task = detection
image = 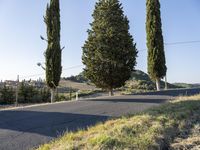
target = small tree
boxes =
[82,0,137,96]
[146,0,167,91]
[18,81,37,103]
[0,85,15,104]
[44,0,62,103]
[39,88,51,103]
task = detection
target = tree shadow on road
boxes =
[0,111,109,138]
[85,97,169,103]
[86,98,168,103]
[134,88,200,97]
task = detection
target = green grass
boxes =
[37,95,200,150]
[55,90,103,102]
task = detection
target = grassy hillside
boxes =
[37,95,200,150]
[62,70,180,94]
[59,80,96,91]
[63,72,89,83]
[124,70,180,93]
[55,80,100,101]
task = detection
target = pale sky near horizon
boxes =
[0,0,200,83]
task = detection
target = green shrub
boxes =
[55,94,67,102]
[18,82,51,103]
[39,88,51,102]
[126,80,155,91]
[0,85,15,104]
[18,82,38,103]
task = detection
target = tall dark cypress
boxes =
[82,0,137,96]
[146,0,167,91]
[44,0,62,102]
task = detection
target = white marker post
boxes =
[76,91,79,100]
[165,75,168,90]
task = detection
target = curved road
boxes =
[0,88,200,150]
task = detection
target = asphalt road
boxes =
[0,88,200,150]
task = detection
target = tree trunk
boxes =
[165,76,168,90]
[109,88,114,96]
[50,88,55,103]
[156,78,160,91]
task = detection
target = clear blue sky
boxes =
[0,0,200,83]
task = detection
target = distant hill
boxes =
[59,79,96,91]
[63,72,89,83]
[173,83,200,88]
[127,70,180,90]
[130,70,151,81]
[60,72,96,91]
[62,70,180,91]
[126,70,155,90]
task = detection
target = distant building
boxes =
[4,80,18,87]
[30,80,46,88]
[0,79,46,89]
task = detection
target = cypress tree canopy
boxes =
[44,0,62,89]
[146,0,167,80]
[82,0,137,91]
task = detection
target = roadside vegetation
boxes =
[61,70,181,96]
[37,95,200,150]
[0,83,51,105]
[0,70,193,106]
[0,85,15,104]
[0,80,103,106]
[121,70,180,95]
[0,70,196,106]
[55,89,104,102]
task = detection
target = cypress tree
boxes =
[82,0,137,96]
[44,0,62,102]
[146,0,167,91]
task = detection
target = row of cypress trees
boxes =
[43,0,166,102]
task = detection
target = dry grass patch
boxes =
[37,95,200,150]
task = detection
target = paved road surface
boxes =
[0,88,200,150]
